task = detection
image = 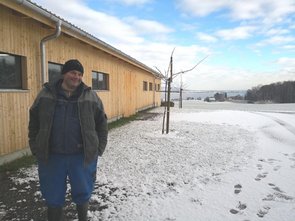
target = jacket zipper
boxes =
[78,94,87,167]
[45,86,57,163]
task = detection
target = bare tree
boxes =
[156,49,208,134]
[154,51,173,134]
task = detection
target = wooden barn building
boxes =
[0,0,162,164]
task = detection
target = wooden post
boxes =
[166,56,173,134]
[162,79,168,134]
[179,88,183,108]
[179,73,183,108]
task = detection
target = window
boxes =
[149,82,153,91]
[92,71,109,90]
[0,52,23,89]
[143,81,147,91]
[158,84,161,91]
[48,62,62,83]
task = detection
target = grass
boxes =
[0,111,143,172]
[0,154,36,173]
[108,114,138,130]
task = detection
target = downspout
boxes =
[153,77,156,107]
[40,20,62,84]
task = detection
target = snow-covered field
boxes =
[8,101,295,221]
[91,101,295,221]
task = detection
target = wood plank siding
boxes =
[0,1,161,158]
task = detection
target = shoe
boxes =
[47,206,63,221]
[77,202,89,221]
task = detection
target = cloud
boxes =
[116,42,211,75]
[281,45,295,50]
[181,64,295,90]
[258,36,295,46]
[264,28,290,36]
[108,0,152,6]
[178,22,199,32]
[197,32,218,43]
[35,0,144,44]
[177,0,295,25]
[176,0,228,17]
[180,65,249,90]
[216,26,257,40]
[261,0,295,24]
[275,57,295,67]
[124,17,174,36]
[230,1,265,20]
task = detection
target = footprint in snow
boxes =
[255,172,268,181]
[269,183,285,193]
[257,164,263,170]
[267,158,279,164]
[257,206,270,218]
[229,201,247,215]
[273,186,284,193]
[234,184,242,194]
[260,158,281,165]
[273,165,281,171]
[263,184,294,201]
[290,153,295,168]
[238,202,247,210]
[229,201,247,214]
[229,209,239,214]
[164,218,176,221]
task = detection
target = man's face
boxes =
[62,70,83,90]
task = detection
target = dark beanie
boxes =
[61,59,84,75]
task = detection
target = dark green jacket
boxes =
[28,81,108,165]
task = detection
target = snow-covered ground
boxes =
[91,101,295,221]
[8,101,295,221]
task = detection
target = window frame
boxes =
[48,62,63,84]
[149,82,153,91]
[143,81,148,91]
[0,52,27,90]
[92,71,109,91]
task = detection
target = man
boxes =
[28,59,108,221]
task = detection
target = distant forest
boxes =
[245,81,295,103]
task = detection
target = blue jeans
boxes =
[38,153,98,207]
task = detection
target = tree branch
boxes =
[173,55,209,78]
[154,66,167,79]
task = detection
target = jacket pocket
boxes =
[34,130,49,158]
[84,131,99,155]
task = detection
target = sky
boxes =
[31,0,295,90]
[8,101,295,220]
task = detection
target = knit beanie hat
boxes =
[61,59,84,75]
